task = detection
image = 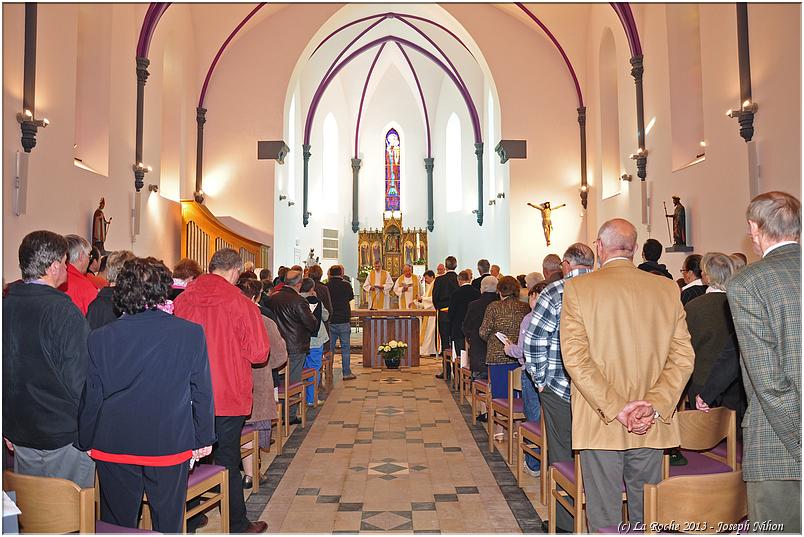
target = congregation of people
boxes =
[2,191,800,534]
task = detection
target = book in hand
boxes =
[495,332,512,346]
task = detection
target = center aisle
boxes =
[255,359,543,533]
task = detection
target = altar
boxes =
[352,309,436,368]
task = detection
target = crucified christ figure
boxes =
[527,201,565,246]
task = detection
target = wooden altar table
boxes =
[352,309,437,368]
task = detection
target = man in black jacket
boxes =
[471,258,491,290]
[2,230,94,488]
[680,254,708,305]
[462,275,500,381]
[433,256,459,380]
[637,238,673,279]
[268,269,318,423]
[308,265,333,355]
[326,265,356,380]
[449,269,480,357]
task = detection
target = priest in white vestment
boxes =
[393,264,421,309]
[363,259,393,309]
[415,270,439,356]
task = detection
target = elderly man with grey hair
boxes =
[472,258,492,290]
[523,242,594,531]
[727,191,801,532]
[59,234,98,315]
[542,254,563,285]
[560,219,694,532]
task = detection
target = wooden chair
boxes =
[441,349,453,385]
[301,367,319,408]
[663,408,738,479]
[644,470,747,534]
[459,366,472,405]
[470,377,490,426]
[240,423,261,493]
[138,464,229,533]
[277,363,306,436]
[3,470,94,533]
[274,401,284,456]
[517,409,548,505]
[320,351,334,392]
[180,465,229,533]
[548,452,629,533]
[489,367,526,463]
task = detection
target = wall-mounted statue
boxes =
[92,197,112,254]
[527,201,565,246]
[665,196,686,246]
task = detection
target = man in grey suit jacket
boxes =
[727,191,801,533]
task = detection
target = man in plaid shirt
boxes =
[523,242,594,533]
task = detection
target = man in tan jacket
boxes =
[560,219,694,532]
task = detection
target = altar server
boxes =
[416,270,440,356]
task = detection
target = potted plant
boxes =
[357,265,372,283]
[377,339,408,369]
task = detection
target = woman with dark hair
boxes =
[170,258,203,300]
[78,257,216,533]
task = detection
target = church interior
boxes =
[2,2,801,534]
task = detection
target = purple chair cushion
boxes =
[520,420,542,437]
[241,423,257,435]
[278,381,304,393]
[302,368,315,376]
[491,397,524,414]
[96,521,160,533]
[710,439,743,464]
[552,461,626,492]
[669,450,733,476]
[187,464,226,488]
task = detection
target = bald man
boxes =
[560,218,694,532]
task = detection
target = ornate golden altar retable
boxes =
[357,214,428,279]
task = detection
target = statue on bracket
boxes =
[304,248,319,268]
[92,197,112,254]
[527,201,565,246]
[664,196,693,252]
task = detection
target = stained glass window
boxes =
[384,128,401,211]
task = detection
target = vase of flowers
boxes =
[377,339,408,369]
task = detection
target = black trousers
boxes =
[214,415,250,532]
[96,459,189,534]
[437,311,451,354]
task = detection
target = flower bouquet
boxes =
[377,339,408,369]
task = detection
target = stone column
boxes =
[424,157,435,231]
[302,144,311,227]
[630,55,647,181]
[577,107,588,210]
[351,158,361,232]
[134,57,151,191]
[474,143,484,226]
[194,107,206,203]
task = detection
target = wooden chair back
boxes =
[676,407,736,451]
[664,408,737,478]
[3,470,94,534]
[644,470,747,534]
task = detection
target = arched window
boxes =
[384,128,401,211]
[487,90,495,198]
[446,113,462,213]
[599,29,621,199]
[322,113,338,212]
[288,95,296,200]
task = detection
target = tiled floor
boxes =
[231,355,547,534]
